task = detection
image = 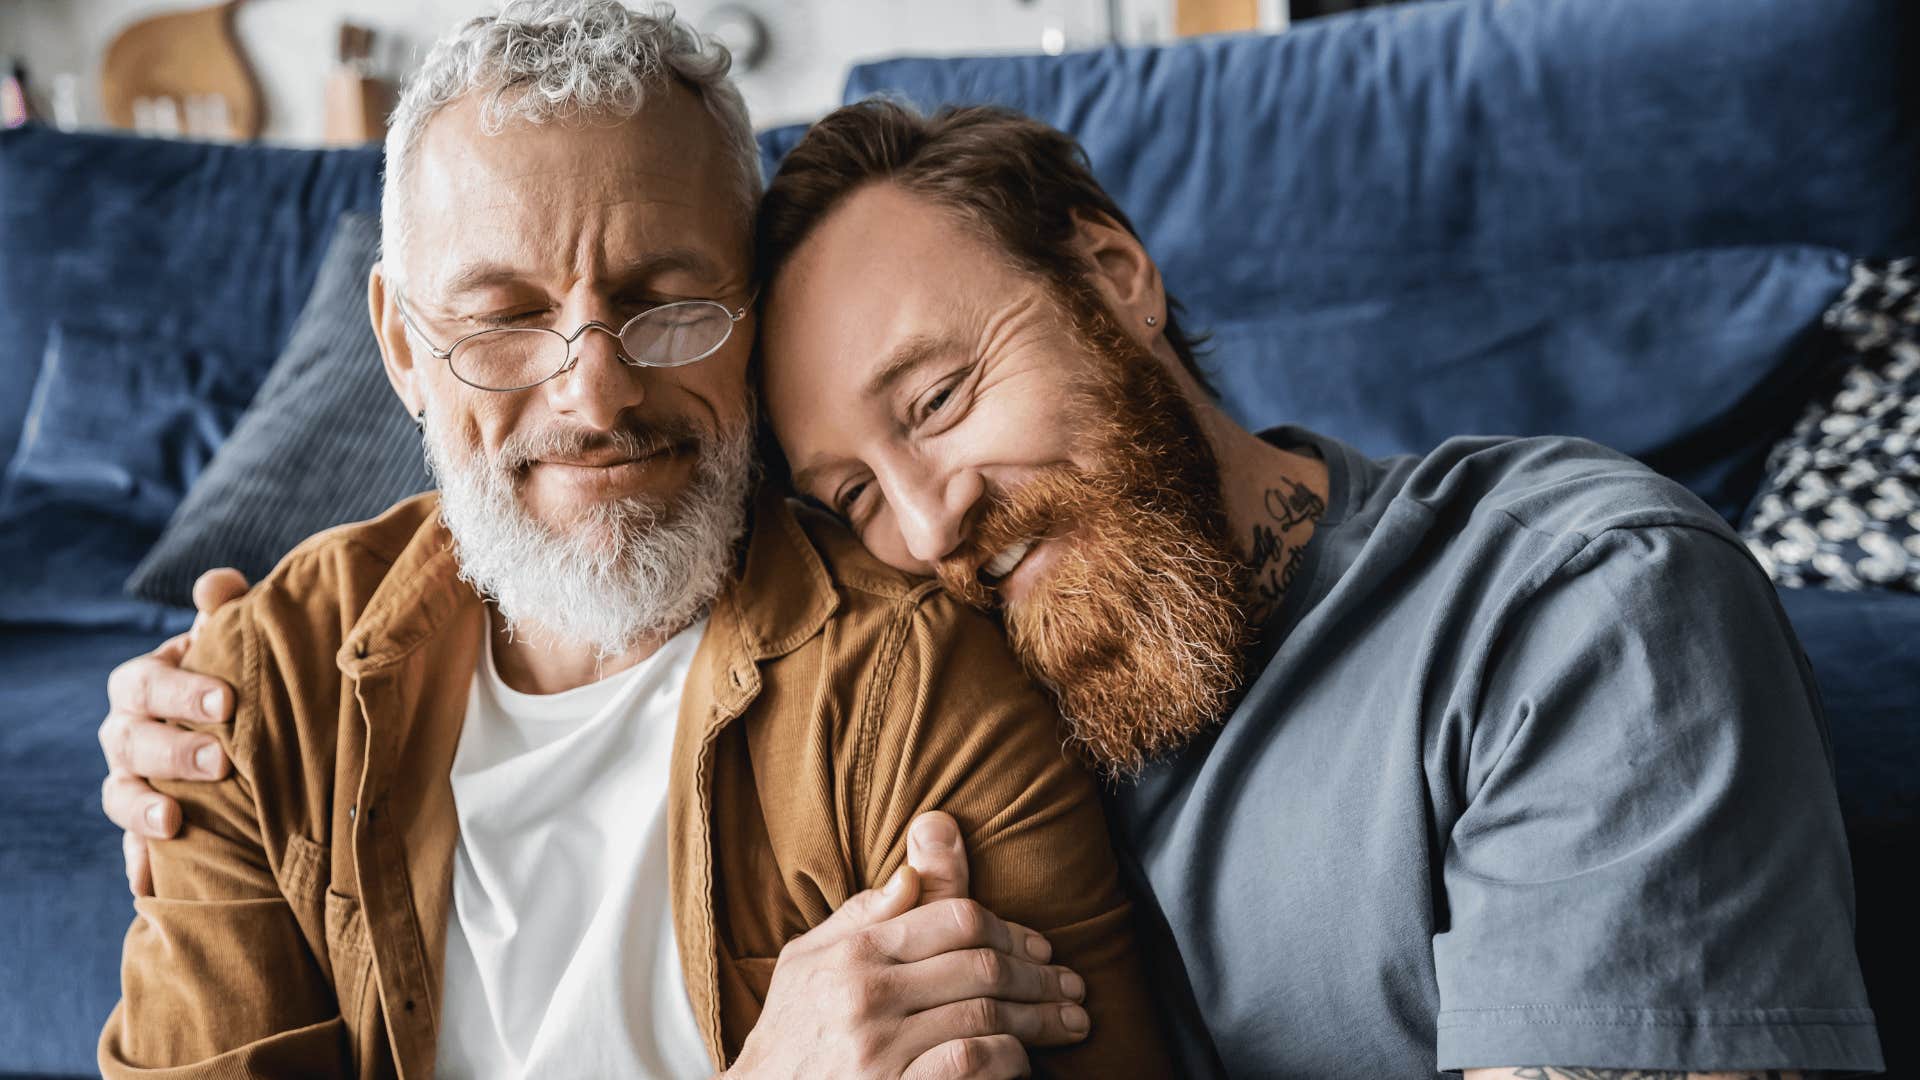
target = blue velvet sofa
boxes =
[2,0,1914,1073]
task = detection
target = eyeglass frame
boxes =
[393,287,757,393]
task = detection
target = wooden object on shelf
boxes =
[1177,0,1262,36]
[323,70,391,145]
[101,0,262,140]
[322,21,390,145]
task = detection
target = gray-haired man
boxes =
[91,3,1173,1077]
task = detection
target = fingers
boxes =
[107,651,234,728]
[101,770,182,838]
[810,865,922,943]
[902,1035,1030,1080]
[99,709,230,781]
[906,996,1091,1054]
[865,897,1051,966]
[191,568,249,622]
[888,948,1085,1014]
[123,830,154,898]
[907,812,971,905]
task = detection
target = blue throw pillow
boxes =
[0,322,247,630]
[125,213,432,607]
[0,126,385,484]
[3,323,255,526]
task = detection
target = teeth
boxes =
[982,540,1033,580]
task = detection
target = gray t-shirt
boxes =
[1113,428,1882,1077]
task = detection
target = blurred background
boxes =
[0,0,1408,138]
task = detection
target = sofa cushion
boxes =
[1198,246,1852,520]
[1775,585,1920,824]
[126,213,431,607]
[0,321,250,631]
[3,323,255,526]
[0,625,180,1074]
[0,127,384,490]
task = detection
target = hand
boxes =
[99,568,249,896]
[726,813,1086,1080]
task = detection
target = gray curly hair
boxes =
[380,0,760,281]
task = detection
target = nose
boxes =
[541,319,645,430]
[880,455,984,566]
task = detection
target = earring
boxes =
[1145,314,1159,327]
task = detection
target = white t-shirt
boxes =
[433,617,713,1080]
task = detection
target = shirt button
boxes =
[404,999,416,1013]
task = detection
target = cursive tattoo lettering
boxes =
[1246,477,1325,623]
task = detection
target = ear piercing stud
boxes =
[1145,314,1159,327]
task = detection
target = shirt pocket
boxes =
[734,956,778,1005]
[325,886,378,1033]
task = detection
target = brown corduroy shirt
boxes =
[99,488,1172,1078]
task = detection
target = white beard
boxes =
[423,411,753,659]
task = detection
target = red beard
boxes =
[936,285,1249,778]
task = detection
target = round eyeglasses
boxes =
[395,291,754,392]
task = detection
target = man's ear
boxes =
[368,261,424,417]
[1071,210,1166,328]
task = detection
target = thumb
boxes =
[191,568,250,631]
[906,811,970,905]
[821,864,921,938]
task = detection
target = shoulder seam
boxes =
[848,593,920,884]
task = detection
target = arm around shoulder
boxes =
[99,593,350,1076]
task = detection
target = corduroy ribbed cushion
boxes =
[126,213,430,607]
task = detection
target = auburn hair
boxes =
[754,99,1212,389]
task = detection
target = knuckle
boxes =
[850,1030,888,1070]
[100,712,135,768]
[962,996,1000,1035]
[944,899,987,940]
[970,947,1005,988]
[848,925,888,965]
[165,736,199,776]
[944,1038,982,1076]
[112,661,151,714]
[841,973,880,1018]
[115,718,140,768]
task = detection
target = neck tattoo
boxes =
[1245,476,1326,625]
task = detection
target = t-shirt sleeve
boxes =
[1432,523,1882,1073]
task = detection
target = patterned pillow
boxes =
[1741,259,1920,593]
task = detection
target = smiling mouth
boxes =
[534,439,693,472]
[979,539,1036,587]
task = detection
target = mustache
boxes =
[935,466,1110,608]
[494,415,711,472]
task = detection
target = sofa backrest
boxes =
[0,129,386,487]
[842,0,1920,518]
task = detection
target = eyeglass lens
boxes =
[449,301,736,390]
